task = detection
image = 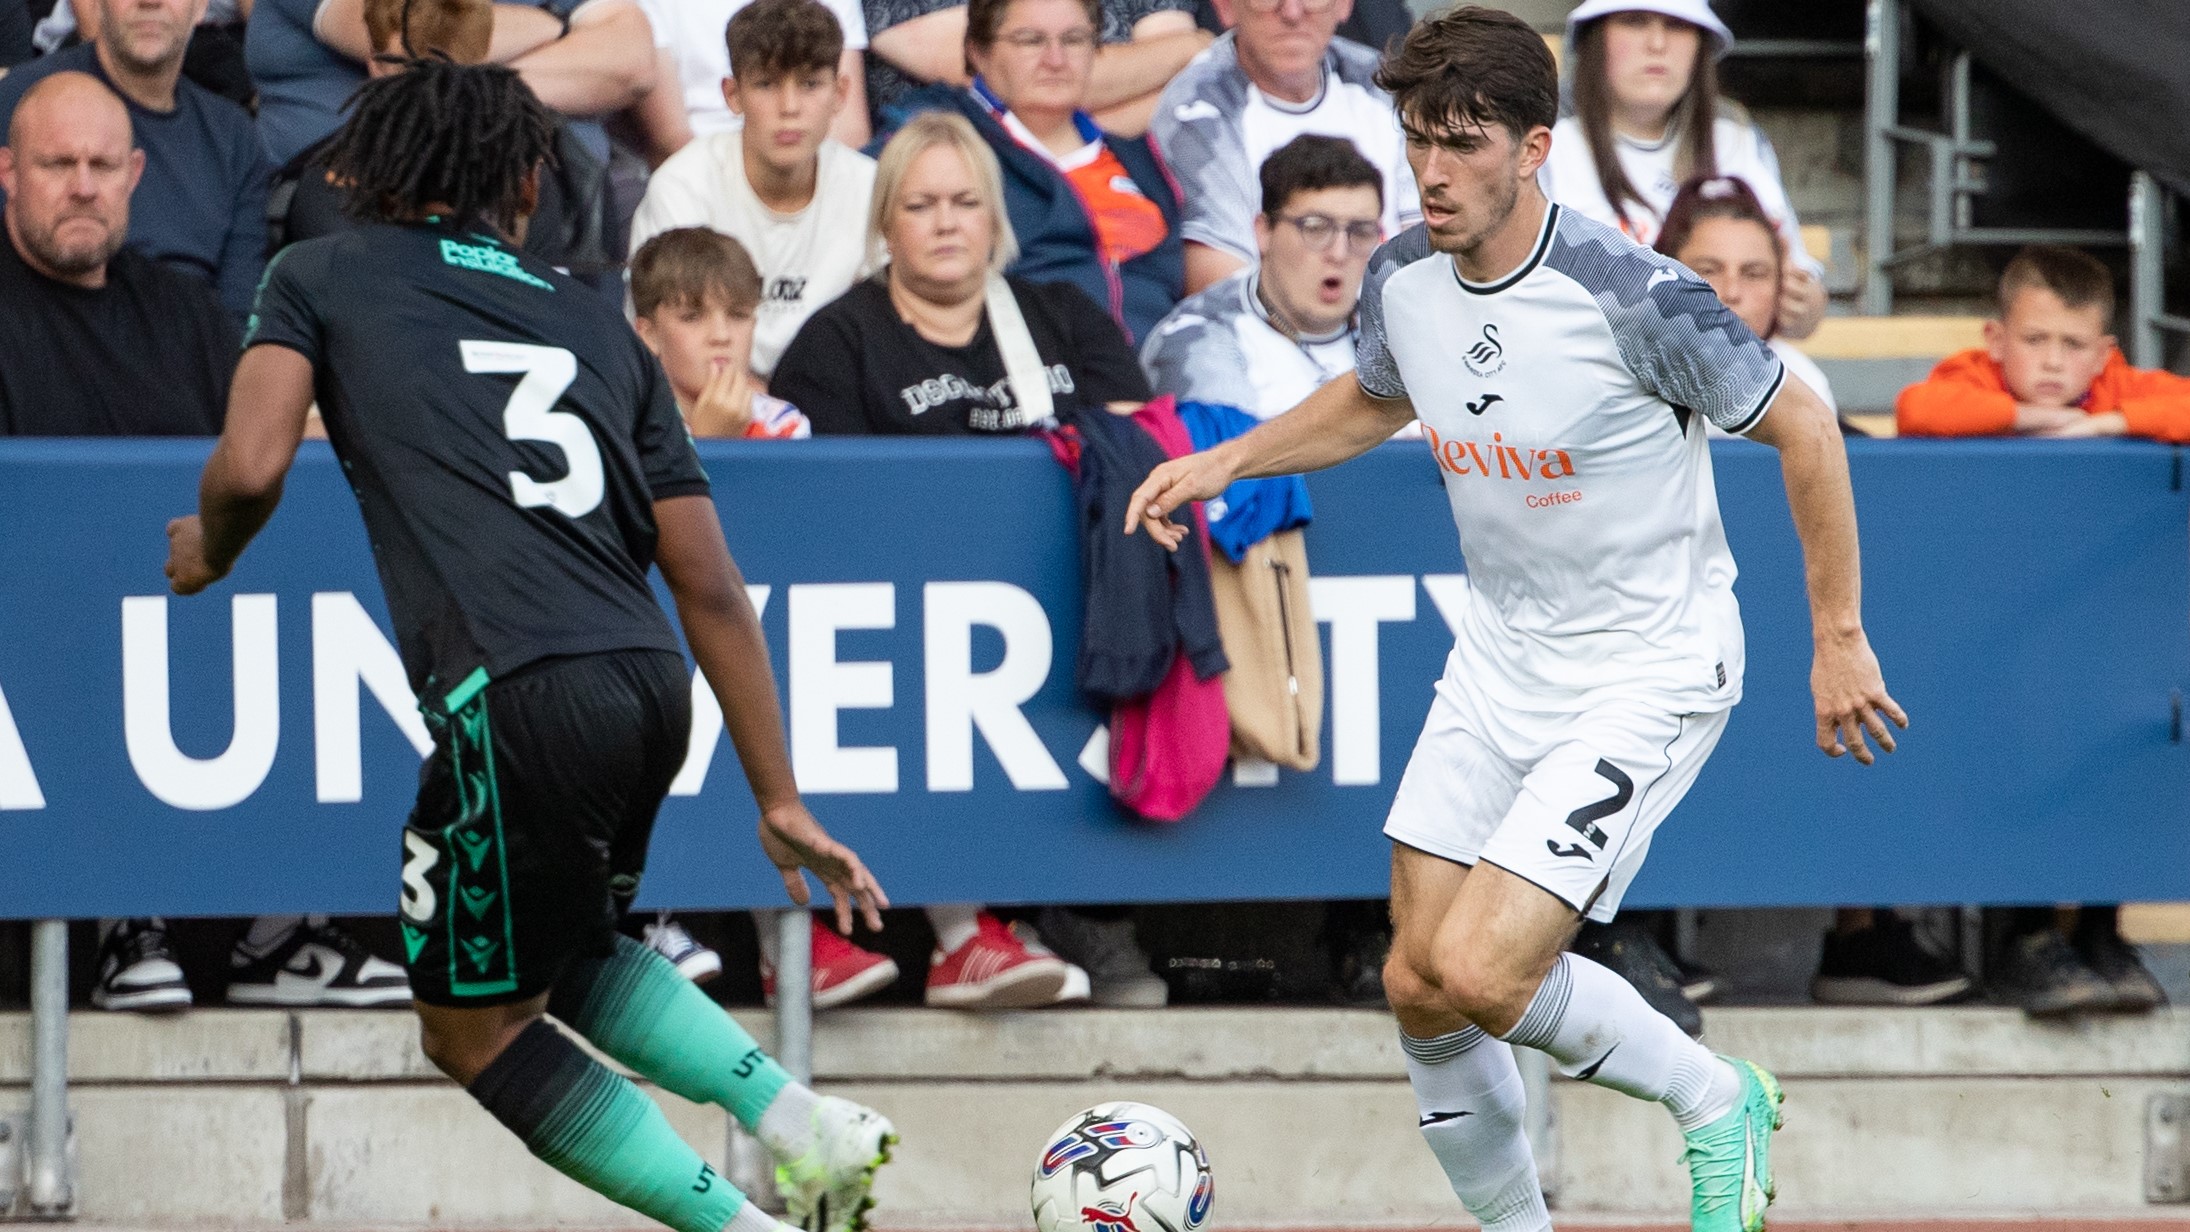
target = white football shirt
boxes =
[1355,204,1786,713]
[630,136,881,377]
[1139,270,1354,418]
[1152,33,1420,265]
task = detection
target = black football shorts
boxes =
[398,649,691,1006]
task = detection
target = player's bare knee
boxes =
[1432,951,1533,1036]
[1382,949,1440,1015]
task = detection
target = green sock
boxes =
[550,933,793,1130]
[469,1019,746,1232]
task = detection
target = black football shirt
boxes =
[244,218,711,702]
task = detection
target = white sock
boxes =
[239,915,305,958]
[725,1194,787,1232]
[755,1081,822,1160]
[924,905,980,954]
[1401,1027,1549,1232]
[1500,952,1740,1132]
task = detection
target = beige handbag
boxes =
[1208,528,1323,770]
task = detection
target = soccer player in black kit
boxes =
[165,59,896,1232]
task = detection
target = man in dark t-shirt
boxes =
[0,72,234,434]
[163,59,896,1232]
[0,0,271,321]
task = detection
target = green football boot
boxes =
[1679,1056,1784,1232]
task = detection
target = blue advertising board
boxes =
[0,437,2183,918]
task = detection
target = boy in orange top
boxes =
[1896,245,2190,441]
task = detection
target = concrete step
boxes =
[1,1006,2182,1226]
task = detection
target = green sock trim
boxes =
[472,1020,747,1232]
[551,934,793,1130]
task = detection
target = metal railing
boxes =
[1864,0,2186,367]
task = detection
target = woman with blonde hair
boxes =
[771,112,1161,1009]
[775,110,1149,435]
[1540,0,1827,338]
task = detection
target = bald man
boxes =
[0,77,232,455]
[0,0,270,321]
[0,73,238,1011]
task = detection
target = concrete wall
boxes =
[3,1005,2185,1227]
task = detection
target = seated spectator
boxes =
[1654,175,1973,1012]
[1152,0,1417,295]
[880,0,1181,344]
[247,0,660,167]
[0,0,269,321]
[1141,132,1375,416]
[1,0,27,66]
[774,110,1149,434]
[630,0,878,379]
[1540,0,1825,339]
[775,113,1167,1007]
[1896,245,2190,442]
[637,0,869,145]
[631,228,813,437]
[268,0,621,285]
[864,0,1207,138]
[0,73,412,1012]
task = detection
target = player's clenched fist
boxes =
[1124,448,1237,549]
[164,515,224,595]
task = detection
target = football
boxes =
[1029,1102,1214,1232]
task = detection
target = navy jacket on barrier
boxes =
[879,85,1185,346]
[1050,404,1228,702]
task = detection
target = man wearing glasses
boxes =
[1141,134,1384,421]
[1152,0,1418,295]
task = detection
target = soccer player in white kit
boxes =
[1126,9,1906,1232]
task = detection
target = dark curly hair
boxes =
[324,56,557,236]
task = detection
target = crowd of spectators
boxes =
[0,0,2179,1021]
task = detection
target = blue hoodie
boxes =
[878,84,1185,345]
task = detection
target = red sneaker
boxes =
[763,919,901,1009]
[925,913,1071,1009]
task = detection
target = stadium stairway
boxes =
[3,1004,2186,1227]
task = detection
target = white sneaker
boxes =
[775,1095,897,1232]
[91,918,193,1013]
[226,917,410,1007]
[643,912,724,984]
[1011,922,1091,1004]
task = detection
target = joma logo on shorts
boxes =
[1422,425,1575,481]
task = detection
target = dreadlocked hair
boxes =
[324,56,556,234]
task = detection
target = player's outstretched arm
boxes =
[1126,374,1415,548]
[1745,378,1910,764]
[653,494,889,933]
[165,345,316,596]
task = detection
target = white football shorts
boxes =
[1383,648,1730,923]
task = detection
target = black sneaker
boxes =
[1811,917,1972,1006]
[2076,930,2167,1012]
[1574,919,1701,1038]
[227,917,411,1007]
[92,918,193,1013]
[1658,945,1719,1004]
[1990,928,2114,1017]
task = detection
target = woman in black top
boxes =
[772,109,1150,435]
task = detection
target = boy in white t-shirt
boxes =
[631,0,881,380]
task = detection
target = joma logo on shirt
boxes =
[1422,425,1575,480]
[765,277,807,305]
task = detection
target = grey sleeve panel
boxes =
[1352,225,1434,401]
[1544,215,1786,433]
[1141,301,1258,409]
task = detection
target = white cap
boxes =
[1564,0,1734,60]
